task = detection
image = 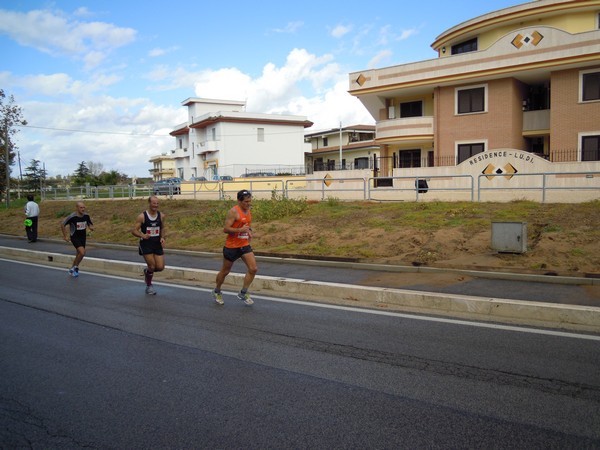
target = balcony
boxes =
[376,116,434,143]
[523,109,550,133]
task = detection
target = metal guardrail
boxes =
[477,171,600,203]
[36,171,599,203]
[367,175,475,202]
[286,177,366,200]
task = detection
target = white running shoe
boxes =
[213,290,224,305]
[145,285,157,295]
[237,291,254,306]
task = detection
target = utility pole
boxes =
[339,121,342,170]
[4,117,9,207]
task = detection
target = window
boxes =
[313,158,324,172]
[456,86,486,114]
[178,138,183,149]
[398,150,421,168]
[323,137,328,147]
[451,37,478,55]
[400,101,423,118]
[581,135,600,161]
[457,143,484,164]
[354,157,369,169]
[211,128,216,141]
[257,128,265,142]
[581,70,600,102]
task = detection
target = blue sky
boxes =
[1,0,523,178]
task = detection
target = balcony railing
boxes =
[376,116,434,141]
[523,109,550,132]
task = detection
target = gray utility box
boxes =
[491,222,527,253]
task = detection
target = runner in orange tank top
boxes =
[212,190,257,306]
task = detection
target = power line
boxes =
[17,124,170,137]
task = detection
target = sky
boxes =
[1,0,524,178]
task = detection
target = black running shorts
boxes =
[139,239,164,256]
[71,235,86,249]
[223,245,253,262]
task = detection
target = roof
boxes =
[304,124,376,138]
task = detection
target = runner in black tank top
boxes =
[132,196,167,295]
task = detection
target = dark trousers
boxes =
[26,216,38,242]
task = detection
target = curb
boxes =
[2,245,599,333]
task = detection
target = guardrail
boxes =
[286,177,367,200]
[36,171,599,203]
[367,175,475,202]
[477,172,600,203]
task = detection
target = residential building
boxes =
[149,153,176,182]
[304,125,378,173]
[348,0,600,178]
[166,98,313,180]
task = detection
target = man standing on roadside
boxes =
[213,189,257,306]
[132,195,166,295]
[61,201,94,277]
[24,194,40,243]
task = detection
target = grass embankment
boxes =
[1,195,598,274]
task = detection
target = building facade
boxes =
[348,0,600,177]
[304,125,379,173]
[148,153,176,182]
[166,98,313,180]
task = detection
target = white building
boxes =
[167,98,313,180]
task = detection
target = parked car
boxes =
[212,175,233,181]
[153,178,180,195]
[189,176,207,182]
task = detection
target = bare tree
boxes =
[1,89,27,205]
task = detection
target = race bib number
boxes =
[147,226,160,237]
[239,231,249,240]
[76,221,87,230]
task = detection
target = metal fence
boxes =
[36,171,600,203]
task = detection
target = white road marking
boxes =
[3,257,599,341]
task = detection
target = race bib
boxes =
[147,226,160,237]
[76,221,87,230]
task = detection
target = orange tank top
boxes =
[225,205,252,248]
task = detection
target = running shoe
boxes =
[237,291,254,306]
[68,267,79,278]
[145,285,157,295]
[213,290,224,305]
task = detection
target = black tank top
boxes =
[141,211,162,242]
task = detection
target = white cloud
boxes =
[331,24,352,38]
[272,21,304,33]
[148,46,179,58]
[16,94,185,178]
[1,71,121,97]
[192,48,341,117]
[0,9,136,68]
[397,28,418,41]
[10,43,373,178]
[368,50,392,69]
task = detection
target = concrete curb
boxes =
[2,245,599,333]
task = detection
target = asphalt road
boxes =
[1,260,599,448]
[1,234,598,306]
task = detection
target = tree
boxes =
[87,161,104,177]
[0,89,27,204]
[23,159,47,193]
[98,169,127,186]
[72,161,92,186]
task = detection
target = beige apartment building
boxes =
[149,153,176,182]
[304,125,378,173]
[348,0,600,177]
